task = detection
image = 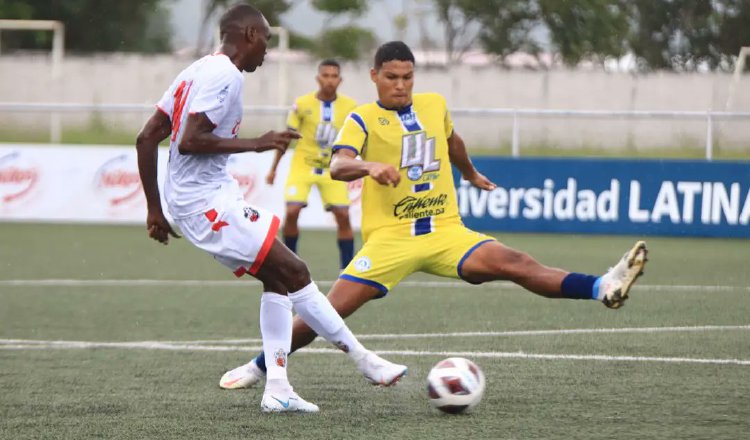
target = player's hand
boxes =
[368,163,401,187]
[256,130,301,153]
[265,170,276,185]
[146,210,181,245]
[465,171,496,191]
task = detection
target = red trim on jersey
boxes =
[205,209,218,222]
[248,215,280,275]
[233,266,247,278]
[211,220,229,232]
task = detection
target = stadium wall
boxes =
[2,144,748,238]
[1,55,748,150]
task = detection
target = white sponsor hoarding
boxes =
[0,144,362,229]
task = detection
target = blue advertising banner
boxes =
[457,158,750,238]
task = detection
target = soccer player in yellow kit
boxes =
[220,41,648,389]
[266,59,357,269]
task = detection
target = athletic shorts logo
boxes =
[274,349,287,368]
[243,206,260,222]
[353,256,372,272]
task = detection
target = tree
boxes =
[470,0,543,65]
[317,25,376,61]
[627,0,718,71]
[433,0,483,63]
[311,0,368,16]
[539,0,630,67]
[0,0,171,53]
[310,0,375,61]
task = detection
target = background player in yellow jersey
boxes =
[266,59,357,269]
[219,41,648,389]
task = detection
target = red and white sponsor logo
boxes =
[0,151,40,204]
[93,154,143,207]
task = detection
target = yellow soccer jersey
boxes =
[287,92,357,171]
[332,93,460,241]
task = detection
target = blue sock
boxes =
[254,352,267,373]
[283,235,298,254]
[561,273,600,300]
[338,238,354,269]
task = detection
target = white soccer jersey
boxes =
[156,53,245,219]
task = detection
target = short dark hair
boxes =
[319,59,341,70]
[374,41,415,70]
[219,3,263,35]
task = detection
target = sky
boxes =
[168,0,449,52]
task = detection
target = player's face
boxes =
[243,17,271,72]
[371,60,414,109]
[316,66,342,95]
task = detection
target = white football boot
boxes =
[356,351,408,386]
[599,241,648,309]
[261,390,320,413]
[219,360,265,390]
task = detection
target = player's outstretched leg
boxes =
[460,239,648,308]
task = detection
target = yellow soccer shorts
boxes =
[340,223,496,297]
[284,166,350,210]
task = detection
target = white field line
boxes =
[2,325,748,348]
[179,324,750,343]
[0,341,748,366]
[0,279,748,292]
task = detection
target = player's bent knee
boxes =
[282,257,312,291]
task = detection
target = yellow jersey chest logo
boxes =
[400,132,440,181]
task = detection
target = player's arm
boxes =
[135,109,181,244]
[178,113,300,155]
[330,149,400,187]
[447,130,496,191]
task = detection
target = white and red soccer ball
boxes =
[427,357,486,414]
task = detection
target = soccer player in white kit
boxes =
[135,3,407,413]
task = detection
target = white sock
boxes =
[288,282,367,361]
[259,292,293,394]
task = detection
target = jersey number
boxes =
[400,132,440,180]
[170,80,193,141]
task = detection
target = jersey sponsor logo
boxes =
[393,193,448,220]
[378,117,390,126]
[0,151,39,204]
[217,85,229,103]
[400,132,440,181]
[353,256,372,272]
[93,154,143,207]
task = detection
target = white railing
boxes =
[1,102,749,160]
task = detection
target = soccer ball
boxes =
[426,357,486,414]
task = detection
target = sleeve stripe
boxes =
[350,112,368,136]
[332,145,359,155]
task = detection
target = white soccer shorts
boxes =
[175,193,280,277]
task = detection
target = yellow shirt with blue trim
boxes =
[287,92,357,171]
[332,92,460,242]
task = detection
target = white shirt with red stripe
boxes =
[156,53,244,220]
